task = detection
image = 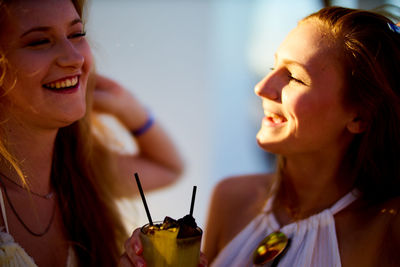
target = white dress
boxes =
[211,190,359,267]
[0,188,77,267]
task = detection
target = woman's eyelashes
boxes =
[26,38,50,47]
[269,67,307,86]
[68,31,86,40]
[287,73,306,85]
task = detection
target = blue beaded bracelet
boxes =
[132,113,155,136]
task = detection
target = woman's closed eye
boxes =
[288,73,306,85]
[24,31,86,48]
[68,31,86,40]
[26,38,50,47]
[269,67,309,86]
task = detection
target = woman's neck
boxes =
[0,118,57,194]
[276,151,355,221]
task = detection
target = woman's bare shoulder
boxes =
[382,196,400,236]
[337,195,400,266]
[209,173,275,220]
[213,173,275,197]
[378,196,400,265]
[354,196,400,265]
[204,173,275,260]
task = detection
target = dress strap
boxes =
[261,194,275,213]
[261,180,279,213]
[329,189,360,215]
[0,187,9,233]
[262,189,359,216]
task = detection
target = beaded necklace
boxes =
[0,174,56,237]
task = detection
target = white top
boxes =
[0,188,77,267]
[211,190,359,267]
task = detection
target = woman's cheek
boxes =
[281,90,289,103]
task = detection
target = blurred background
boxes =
[86,0,399,233]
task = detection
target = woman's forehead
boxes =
[276,21,339,71]
[3,0,79,29]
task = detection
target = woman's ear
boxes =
[347,117,366,134]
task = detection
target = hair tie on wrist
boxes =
[132,112,155,136]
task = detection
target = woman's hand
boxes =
[119,229,146,267]
[91,73,184,196]
[199,252,209,267]
[119,228,208,267]
[93,73,148,130]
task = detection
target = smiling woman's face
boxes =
[0,0,92,130]
[254,20,360,157]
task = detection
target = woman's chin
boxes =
[54,108,87,128]
[256,131,286,154]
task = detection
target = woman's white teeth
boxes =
[46,76,78,89]
[266,112,285,123]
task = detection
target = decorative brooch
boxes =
[388,22,400,34]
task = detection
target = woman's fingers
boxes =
[122,228,207,267]
[124,228,146,267]
[92,73,148,129]
[198,252,208,267]
[92,74,124,112]
[119,253,133,267]
[94,73,120,92]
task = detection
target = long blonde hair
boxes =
[0,0,127,265]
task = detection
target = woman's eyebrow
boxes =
[70,18,83,26]
[275,53,306,69]
[20,26,50,38]
[20,18,83,38]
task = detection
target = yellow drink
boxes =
[140,219,202,267]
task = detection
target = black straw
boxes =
[189,186,197,217]
[134,173,153,226]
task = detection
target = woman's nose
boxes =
[56,39,84,69]
[254,72,281,101]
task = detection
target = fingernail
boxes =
[134,243,141,254]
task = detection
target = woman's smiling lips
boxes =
[262,110,287,126]
[43,75,80,93]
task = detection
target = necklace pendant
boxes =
[45,192,54,199]
[252,231,289,265]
